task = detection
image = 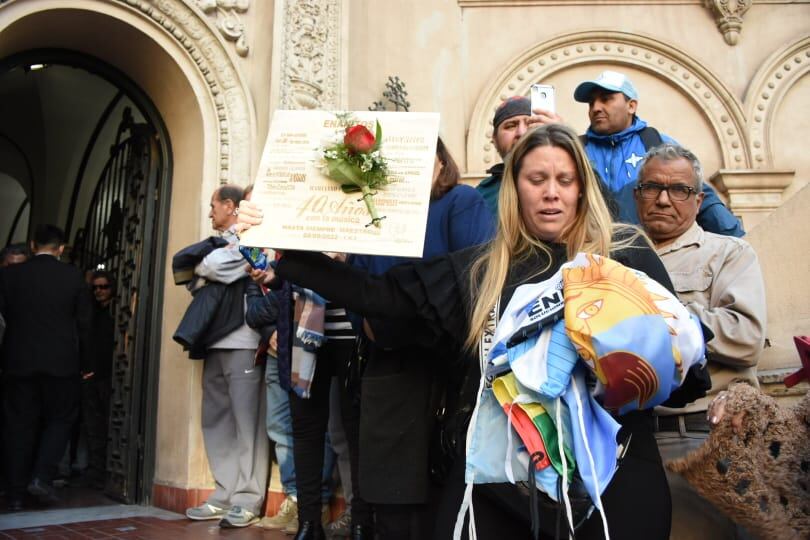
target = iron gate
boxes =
[75,107,163,503]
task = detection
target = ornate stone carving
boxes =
[195,0,250,57]
[103,0,254,185]
[703,0,752,46]
[277,0,343,110]
[467,31,750,175]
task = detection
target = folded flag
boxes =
[460,252,706,535]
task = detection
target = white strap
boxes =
[571,380,611,540]
[453,300,500,540]
[556,397,575,537]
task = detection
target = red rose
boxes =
[344,124,375,154]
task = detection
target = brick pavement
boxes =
[0,517,289,540]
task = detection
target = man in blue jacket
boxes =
[574,70,744,237]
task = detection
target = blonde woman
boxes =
[240,124,679,539]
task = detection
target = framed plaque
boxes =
[240,110,440,257]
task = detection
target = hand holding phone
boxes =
[530,84,556,114]
[239,245,268,270]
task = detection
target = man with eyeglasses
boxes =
[81,270,116,489]
[635,144,766,540]
[573,70,744,237]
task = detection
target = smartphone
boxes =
[238,245,268,270]
[530,84,556,114]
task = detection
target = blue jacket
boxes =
[584,117,744,237]
[584,117,676,193]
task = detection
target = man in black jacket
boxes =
[0,225,93,510]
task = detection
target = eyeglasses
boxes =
[92,284,111,290]
[635,182,697,202]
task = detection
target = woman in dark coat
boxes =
[347,137,493,539]
[241,124,679,539]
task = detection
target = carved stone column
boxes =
[271,0,348,110]
[704,0,753,46]
[711,169,795,229]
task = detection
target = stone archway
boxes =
[0,0,254,189]
[467,30,750,174]
[0,0,258,506]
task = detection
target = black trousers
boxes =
[359,346,439,539]
[2,375,80,497]
[434,425,671,540]
[288,339,372,526]
[81,375,112,481]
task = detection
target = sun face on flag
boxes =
[562,254,681,413]
[562,254,670,362]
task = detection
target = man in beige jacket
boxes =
[635,143,766,540]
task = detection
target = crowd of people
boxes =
[0,228,117,511]
[0,70,772,540]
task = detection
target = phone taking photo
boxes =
[531,84,556,114]
[239,245,268,270]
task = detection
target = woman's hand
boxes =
[236,199,263,234]
[707,391,746,432]
[527,108,564,128]
[268,331,278,356]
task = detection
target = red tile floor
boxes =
[0,516,289,540]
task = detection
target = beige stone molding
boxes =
[467,30,750,174]
[703,0,752,46]
[710,169,794,228]
[272,0,346,110]
[195,0,250,57]
[744,36,810,169]
[103,0,254,185]
[458,0,803,5]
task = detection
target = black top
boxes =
[89,303,115,378]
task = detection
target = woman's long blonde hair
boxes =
[464,123,642,350]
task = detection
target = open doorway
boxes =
[0,49,172,510]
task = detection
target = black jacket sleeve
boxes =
[245,280,280,343]
[276,251,422,319]
[276,249,473,350]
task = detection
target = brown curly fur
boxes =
[667,383,810,540]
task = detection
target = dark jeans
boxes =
[2,375,80,497]
[288,339,372,526]
[81,375,111,481]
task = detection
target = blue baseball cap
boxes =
[574,70,639,103]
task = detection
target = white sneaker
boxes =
[185,502,228,521]
[219,505,259,528]
[257,495,297,530]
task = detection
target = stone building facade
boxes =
[0,0,807,513]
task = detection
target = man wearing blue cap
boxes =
[574,70,744,237]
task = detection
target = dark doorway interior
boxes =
[0,49,172,509]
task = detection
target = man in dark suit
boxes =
[0,225,93,510]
